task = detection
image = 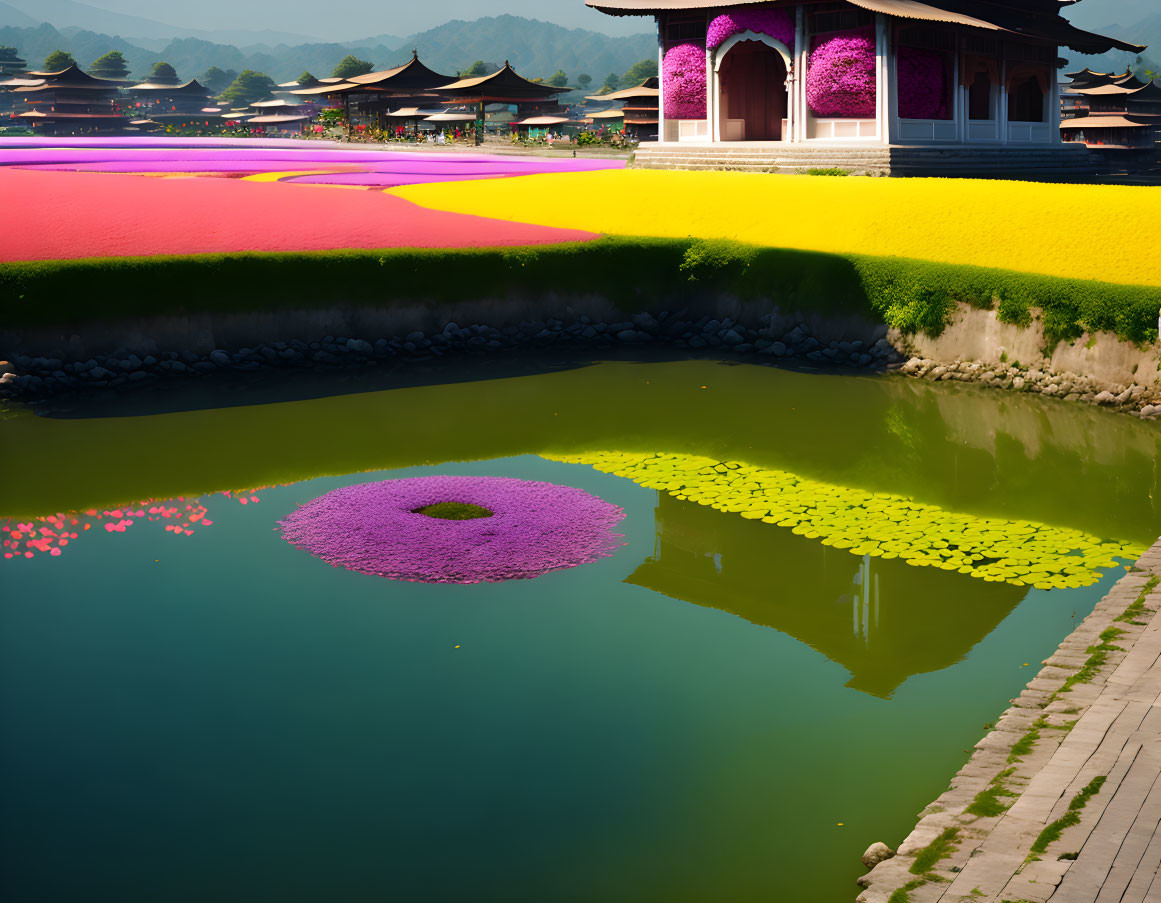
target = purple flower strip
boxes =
[279,476,626,584]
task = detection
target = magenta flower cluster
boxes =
[279,475,626,584]
[805,30,877,118]
[663,42,707,120]
[707,6,794,52]
[897,45,949,120]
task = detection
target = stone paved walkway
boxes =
[858,539,1161,903]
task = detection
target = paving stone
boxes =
[871,538,1161,902]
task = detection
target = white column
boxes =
[795,5,808,142]
[706,20,716,143]
[877,14,897,145]
[656,15,666,142]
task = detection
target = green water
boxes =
[1,360,1159,902]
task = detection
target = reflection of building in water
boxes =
[852,552,879,645]
[627,493,1025,698]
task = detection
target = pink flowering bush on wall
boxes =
[706,6,794,51]
[806,29,877,118]
[897,45,949,119]
[663,42,707,119]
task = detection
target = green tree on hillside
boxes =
[296,70,316,84]
[90,50,130,80]
[218,69,275,105]
[620,59,658,87]
[332,55,372,78]
[148,61,180,84]
[576,73,592,89]
[600,71,620,92]
[43,50,77,71]
[459,60,489,78]
[0,46,19,60]
[546,69,569,87]
[201,66,236,94]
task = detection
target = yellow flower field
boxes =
[393,170,1161,288]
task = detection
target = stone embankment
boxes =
[898,357,1161,420]
[0,310,899,400]
[858,539,1161,903]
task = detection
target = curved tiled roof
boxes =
[584,0,1144,54]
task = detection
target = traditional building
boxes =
[435,63,567,145]
[0,47,27,78]
[584,0,1143,172]
[126,78,215,127]
[1059,68,1161,152]
[586,76,660,139]
[11,64,127,134]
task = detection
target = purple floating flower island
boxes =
[279,476,626,584]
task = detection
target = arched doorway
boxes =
[717,39,788,141]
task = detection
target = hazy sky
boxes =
[81,0,652,40]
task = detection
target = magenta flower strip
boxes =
[663,42,708,120]
[897,44,949,120]
[805,29,877,118]
[278,476,626,584]
[706,7,794,51]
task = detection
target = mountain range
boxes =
[0,12,655,85]
[0,0,331,48]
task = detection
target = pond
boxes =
[2,359,1159,902]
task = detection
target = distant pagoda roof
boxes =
[128,78,211,96]
[1059,114,1153,129]
[247,113,312,124]
[1071,80,1161,101]
[434,62,565,104]
[287,81,359,96]
[342,52,454,93]
[584,0,1144,54]
[585,77,659,102]
[18,64,122,91]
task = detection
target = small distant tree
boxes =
[460,60,489,78]
[0,46,19,61]
[576,73,592,89]
[43,50,77,71]
[332,55,372,78]
[620,59,658,87]
[148,61,179,84]
[218,69,275,105]
[296,70,316,84]
[600,71,620,92]
[201,66,235,94]
[546,69,568,87]
[90,50,130,80]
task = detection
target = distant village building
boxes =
[0,48,27,79]
[287,54,456,135]
[126,78,216,128]
[586,76,660,139]
[434,63,567,144]
[1058,68,1161,151]
[584,0,1143,171]
[10,64,127,134]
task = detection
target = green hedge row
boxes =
[1,237,1157,347]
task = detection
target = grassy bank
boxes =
[2,237,1158,346]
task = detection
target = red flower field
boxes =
[0,167,597,261]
